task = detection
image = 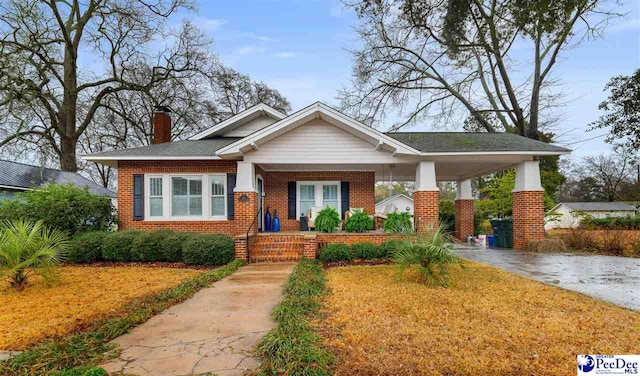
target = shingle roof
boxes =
[0,160,116,197]
[561,202,637,212]
[86,138,241,158]
[385,132,570,153]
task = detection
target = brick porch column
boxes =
[414,161,439,233]
[512,161,545,249]
[234,161,258,237]
[454,179,474,241]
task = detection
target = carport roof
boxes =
[386,132,570,154]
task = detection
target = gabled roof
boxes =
[386,132,570,155]
[375,193,413,206]
[189,103,287,140]
[215,102,421,157]
[558,202,637,212]
[84,138,241,166]
[0,159,116,197]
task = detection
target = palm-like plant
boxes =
[394,223,461,287]
[0,220,69,290]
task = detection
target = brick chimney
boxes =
[153,106,172,144]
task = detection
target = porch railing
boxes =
[245,206,262,263]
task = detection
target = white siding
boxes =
[244,118,400,164]
[376,195,414,214]
[545,204,637,229]
[223,115,277,137]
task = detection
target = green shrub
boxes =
[379,239,406,258]
[581,215,640,230]
[182,234,234,265]
[350,242,380,259]
[383,212,413,233]
[67,231,108,263]
[158,231,191,262]
[131,230,171,262]
[101,231,140,261]
[394,223,461,287]
[314,206,341,233]
[344,210,373,233]
[0,183,116,236]
[53,366,107,376]
[318,243,353,262]
[439,200,455,232]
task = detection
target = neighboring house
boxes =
[376,194,413,215]
[545,202,638,230]
[84,102,569,258]
[0,159,116,202]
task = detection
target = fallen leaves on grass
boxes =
[0,266,201,350]
[317,263,640,376]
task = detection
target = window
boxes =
[299,184,316,217]
[149,177,163,217]
[210,175,226,217]
[172,177,202,216]
[297,181,340,218]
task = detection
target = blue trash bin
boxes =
[487,235,495,247]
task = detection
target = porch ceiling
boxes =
[257,154,532,182]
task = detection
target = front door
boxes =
[256,176,264,231]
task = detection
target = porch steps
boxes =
[250,234,305,263]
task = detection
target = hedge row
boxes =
[581,216,640,230]
[67,230,235,266]
[318,239,406,262]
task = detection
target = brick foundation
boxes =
[413,190,439,233]
[303,234,317,259]
[263,171,375,231]
[454,199,474,241]
[512,190,545,249]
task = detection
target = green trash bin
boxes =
[490,219,513,248]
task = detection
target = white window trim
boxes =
[144,173,228,221]
[296,181,341,219]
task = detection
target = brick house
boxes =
[85,102,570,261]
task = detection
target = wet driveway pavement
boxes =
[453,246,640,310]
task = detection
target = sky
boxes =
[181,0,639,158]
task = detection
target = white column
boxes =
[455,179,473,200]
[512,161,543,192]
[234,161,256,192]
[415,161,438,191]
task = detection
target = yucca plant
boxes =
[0,220,69,290]
[394,223,460,287]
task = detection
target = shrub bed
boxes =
[581,216,640,230]
[256,259,333,375]
[318,243,353,262]
[67,230,235,265]
[350,242,381,259]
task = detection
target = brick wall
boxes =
[512,190,545,249]
[117,160,237,236]
[262,171,375,231]
[413,190,439,233]
[249,234,305,262]
[315,232,399,248]
[454,199,474,240]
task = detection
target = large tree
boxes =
[0,0,208,172]
[590,69,640,150]
[340,0,618,139]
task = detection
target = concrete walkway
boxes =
[454,245,640,310]
[101,263,294,376]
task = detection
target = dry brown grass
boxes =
[0,266,201,350]
[318,264,640,376]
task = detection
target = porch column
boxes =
[512,161,545,249]
[414,161,439,233]
[234,161,258,238]
[454,179,474,241]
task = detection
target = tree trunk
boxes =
[60,135,78,172]
[59,41,79,172]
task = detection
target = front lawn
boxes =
[0,265,202,350]
[318,263,640,376]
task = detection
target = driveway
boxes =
[454,246,640,310]
[101,263,294,376]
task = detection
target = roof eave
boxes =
[189,104,287,140]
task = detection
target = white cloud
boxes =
[235,46,266,55]
[192,17,227,32]
[242,32,277,42]
[274,52,301,59]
